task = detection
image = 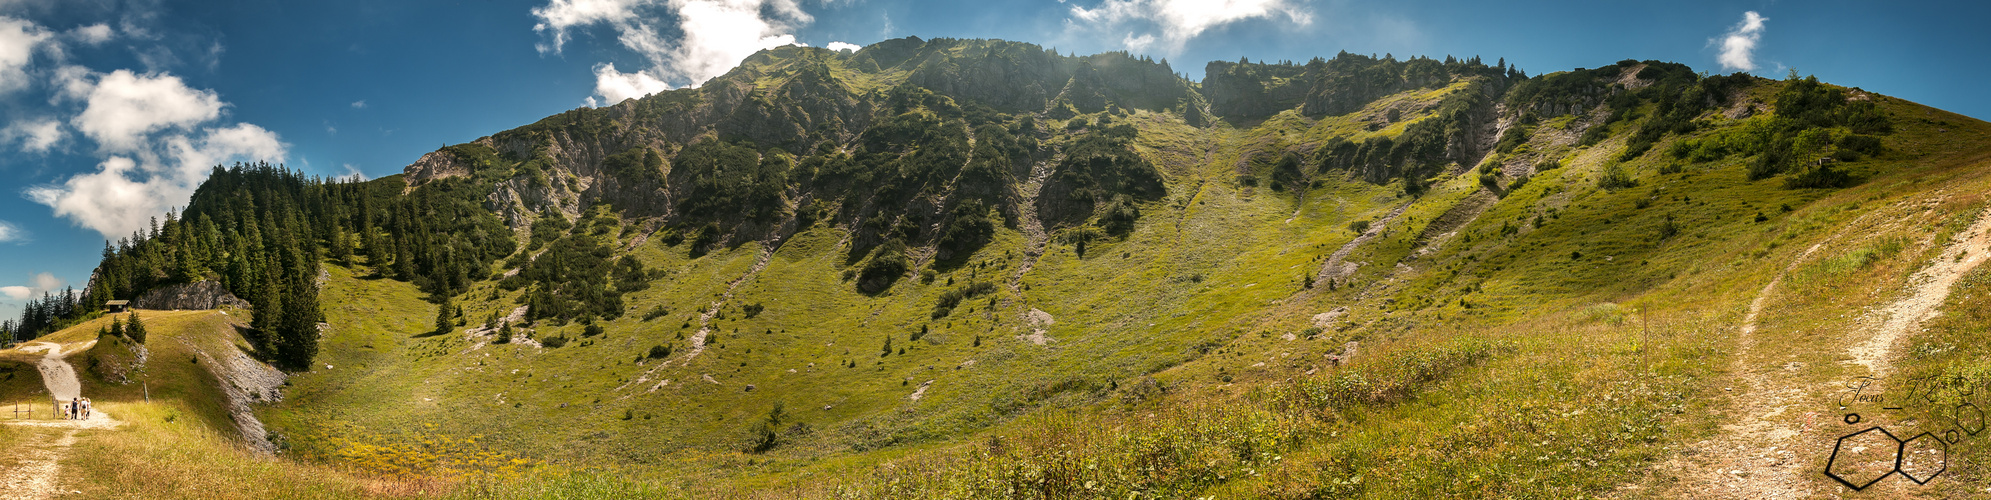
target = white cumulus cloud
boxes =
[530,0,655,55]
[0,272,65,301]
[533,0,813,105]
[1070,0,1310,54]
[0,272,64,302]
[32,272,59,292]
[26,156,159,239]
[1716,11,1767,72]
[592,62,671,105]
[27,122,285,239]
[0,16,52,94]
[826,41,860,52]
[5,9,285,243]
[70,69,225,152]
[163,122,285,181]
[2,117,62,153]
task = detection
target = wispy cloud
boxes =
[69,23,113,45]
[1069,0,1311,54]
[0,220,27,244]
[350,99,366,109]
[2,117,63,153]
[531,0,814,105]
[1716,11,1767,72]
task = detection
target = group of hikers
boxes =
[58,397,92,420]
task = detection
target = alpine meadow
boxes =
[6,31,1991,499]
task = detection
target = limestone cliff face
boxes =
[402,150,474,189]
[1202,60,1309,117]
[132,280,251,311]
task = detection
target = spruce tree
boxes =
[125,312,146,344]
[329,229,353,266]
[173,244,202,283]
[274,274,321,370]
[435,296,454,335]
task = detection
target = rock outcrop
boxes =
[402,150,473,189]
[132,280,251,311]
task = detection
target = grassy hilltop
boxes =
[8,38,1991,498]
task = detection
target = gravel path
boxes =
[1,341,124,500]
[1633,205,1991,498]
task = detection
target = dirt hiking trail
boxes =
[1847,208,1991,377]
[1632,242,1828,499]
[2,341,124,500]
[1630,205,1991,498]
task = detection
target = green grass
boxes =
[6,65,1990,498]
[239,77,1991,497]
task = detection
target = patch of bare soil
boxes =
[1407,190,1496,262]
[0,427,77,500]
[179,334,284,453]
[1314,199,1414,283]
[1005,157,1058,305]
[1019,309,1055,345]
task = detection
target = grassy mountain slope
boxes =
[26,38,1991,497]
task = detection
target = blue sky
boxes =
[0,0,1985,320]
